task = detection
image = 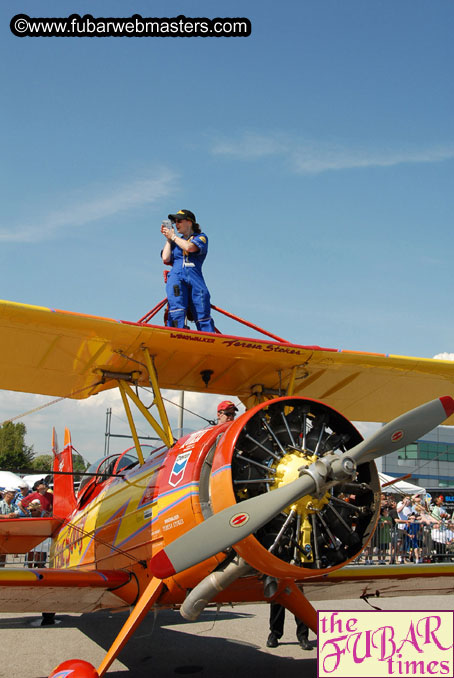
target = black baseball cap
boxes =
[168,209,196,223]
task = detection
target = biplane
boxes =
[0,298,454,678]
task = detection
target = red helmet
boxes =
[217,400,238,414]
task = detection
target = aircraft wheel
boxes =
[48,659,99,677]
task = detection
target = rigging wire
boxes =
[404,447,454,477]
[1,380,103,426]
[51,517,144,565]
[141,386,216,426]
[114,348,217,425]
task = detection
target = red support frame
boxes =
[138,298,289,343]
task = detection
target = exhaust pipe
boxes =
[180,555,253,621]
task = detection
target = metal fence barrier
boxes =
[2,529,454,570]
[355,523,454,565]
[0,537,52,568]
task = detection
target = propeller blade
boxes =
[150,472,318,578]
[150,396,454,579]
[346,396,454,466]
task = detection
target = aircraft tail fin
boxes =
[52,427,77,518]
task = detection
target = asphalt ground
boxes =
[0,595,453,678]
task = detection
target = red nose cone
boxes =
[49,659,99,678]
[150,548,176,579]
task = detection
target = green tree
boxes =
[31,454,54,472]
[0,421,34,471]
[29,450,88,480]
[72,452,88,474]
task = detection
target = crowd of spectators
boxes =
[0,479,53,569]
[0,479,53,519]
[366,492,454,564]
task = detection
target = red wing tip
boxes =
[440,396,454,418]
[150,549,176,579]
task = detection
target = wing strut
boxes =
[105,346,175,465]
[96,577,164,677]
[49,577,165,678]
[118,381,146,464]
[141,347,174,447]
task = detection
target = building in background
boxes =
[376,425,454,507]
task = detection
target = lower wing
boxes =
[0,567,137,613]
[0,517,62,554]
[303,563,454,601]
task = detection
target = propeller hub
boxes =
[271,451,329,514]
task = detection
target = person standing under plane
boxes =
[161,209,215,332]
[266,603,312,651]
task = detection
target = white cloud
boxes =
[211,133,288,159]
[292,143,454,174]
[433,352,454,361]
[211,132,454,174]
[0,169,178,243]
[0,387,244,464]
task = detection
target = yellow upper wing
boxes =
[1,299,454,424]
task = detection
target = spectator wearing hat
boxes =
[28,499,45,517]
[16,479,31,517]
[161,209,215,333]
[217,401,238,425]
[0,488,19,519]
[21,480,53,516]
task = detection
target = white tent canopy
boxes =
[379,472,425,495]
[0,472,51,492]
[0,471,23,492]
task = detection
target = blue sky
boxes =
[1,1,453,461]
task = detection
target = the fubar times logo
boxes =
[318,611,453,678]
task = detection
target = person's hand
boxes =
[161,224,175,240]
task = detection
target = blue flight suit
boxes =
[166,232,215,332]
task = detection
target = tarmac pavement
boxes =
[0,595,453,678]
